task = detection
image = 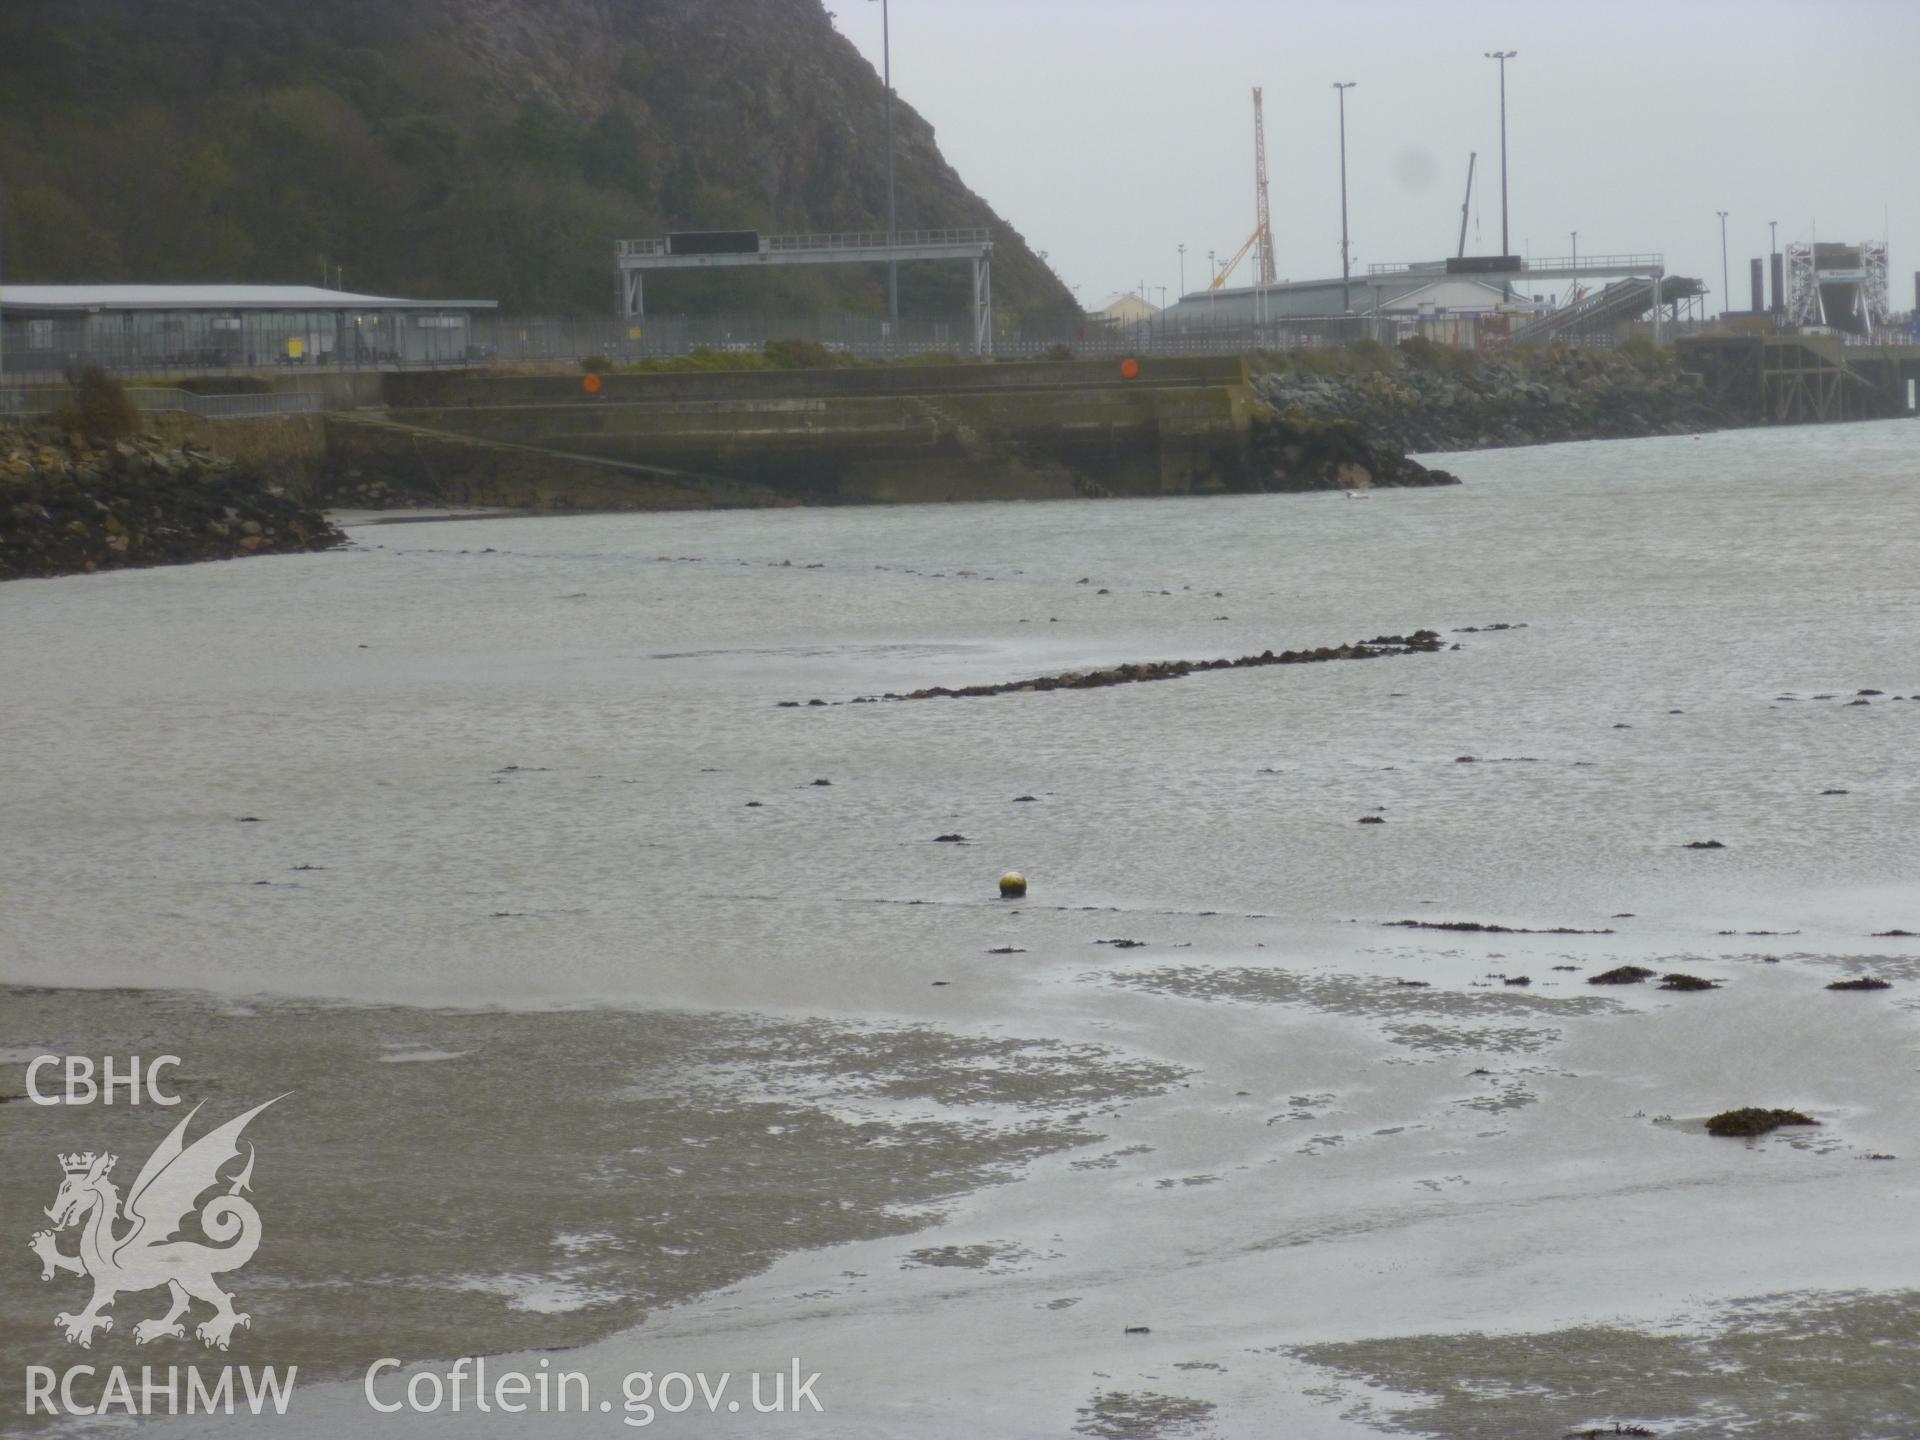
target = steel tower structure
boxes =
[1209,88,1276,291]
[1253,86,1276,287]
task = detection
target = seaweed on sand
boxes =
[1588,966,1656,985]
[1705,1107,1817,1138]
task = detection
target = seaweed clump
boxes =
[1588,965,1655,985]
[1658,973,1720,991]
[1826,977,1891,991]
[1705,1107,1817,1138]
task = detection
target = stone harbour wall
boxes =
[1,424,343,582]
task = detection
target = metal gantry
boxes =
[616,229,995,357]
[1785,239,1892,336]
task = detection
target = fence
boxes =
[0,386,324,420]
[13,302,1864,390]
[473,311,1419,364]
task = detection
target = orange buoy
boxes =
[583,373,604,395]
[1119,358,1141,380]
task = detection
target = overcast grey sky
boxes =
[838,0,1919,312]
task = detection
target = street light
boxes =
[1177,243,1186,297]
[1332,82,1356,313]
[1768,219,1778,314]
[0,181,8,389]
[868,0,899,346]
[1717,210,1730,318]
[1483,51,1517,260]
[1570,230,1578,267]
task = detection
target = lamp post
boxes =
[868,0,898,347]
[1717,210,1729,318]
[0,180,7,391]
[1177,243,1186,297]
[1768,219,1778,315]
[1483,51,1516,260]
[1332,82,1355,313]
[1570,231,1578,268]
[1208,250,1217,326]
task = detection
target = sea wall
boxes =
[324,357,1452,512]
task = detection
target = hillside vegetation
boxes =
[0,0,1075,321]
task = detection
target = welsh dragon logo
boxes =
[28,1097,284,1350]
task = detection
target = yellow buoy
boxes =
[999,871,1027,898]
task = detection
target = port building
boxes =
[0,284,497,374]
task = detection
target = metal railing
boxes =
[1,386,325,420]
[1511,278,1662,343]
[1842,320,1920,346]
[620,229,990,259]
[1366,253,1663,276]
[1524,253,1664,273]
[766,228,989,251]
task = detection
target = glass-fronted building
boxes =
[0,285,497,375]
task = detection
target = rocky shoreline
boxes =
[1252,341,1730,454]
[1249,410,1458,491]
[1,424,343,581]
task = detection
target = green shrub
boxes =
[56,366,140,440]
[1398,334,1479,379]
[580,355,612,374]
[1289,347,1358,376]
[1346,337,1393,372]
[763,338,851,370]
[1618,335,1671,368]
[1042,343,1074,362]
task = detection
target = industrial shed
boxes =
[0,285,497,375]
[1164,273,1522,327]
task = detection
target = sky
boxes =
[836,0,1920,313]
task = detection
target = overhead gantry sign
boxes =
[616,228,996,356]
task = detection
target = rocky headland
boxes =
[1252,340,1729,454]
[1,424,343,581]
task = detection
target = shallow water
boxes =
[3,419,1918,1436]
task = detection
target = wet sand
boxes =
[2,987,1178,1411]
[3,420,1918,1436]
